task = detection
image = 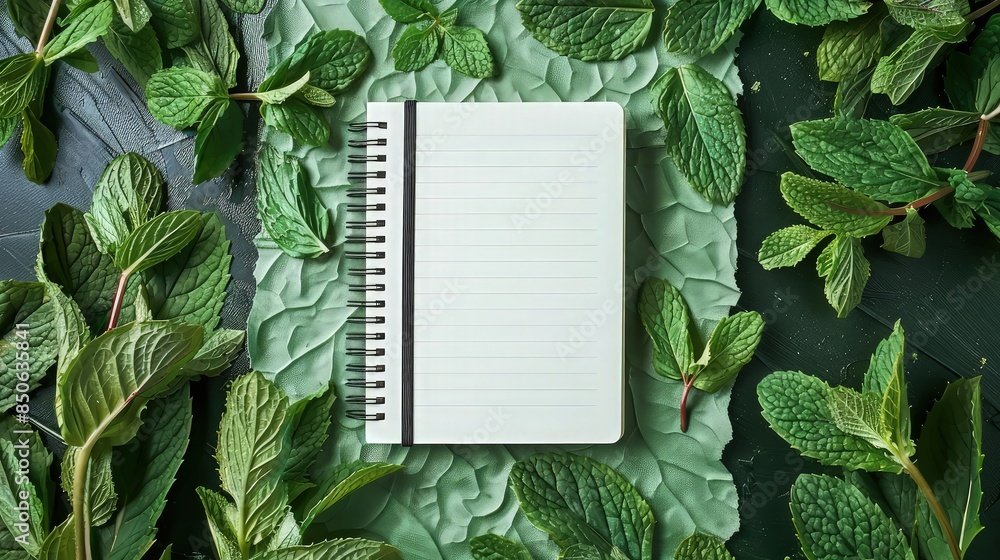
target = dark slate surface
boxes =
[726,10,1000,560]
[0,7,998,560]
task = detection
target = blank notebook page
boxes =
[365,102,625,445]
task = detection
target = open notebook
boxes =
[346,102,625,445]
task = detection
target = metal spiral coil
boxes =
[346,120,389,422]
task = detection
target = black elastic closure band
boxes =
[402,99,417,447]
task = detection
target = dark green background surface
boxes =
[728,10,1000,560]
[0,7,997,560]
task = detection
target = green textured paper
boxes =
[249,1,743,558]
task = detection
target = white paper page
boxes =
[366,102,625,445]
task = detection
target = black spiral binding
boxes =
[345,121,389,423]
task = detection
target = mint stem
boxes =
[679,377,695,433]
[841,100,1000,217]
[35,0,63,56]
[898,453,962,560]
[967,0,1000,21]
[106,272,130,332]
[229,92,261,101]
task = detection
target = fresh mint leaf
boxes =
[871,26,966,105]
[0,54,45,119]
[779,173,892,237]
[816,5,885,82]
[509,453,655,560]
[260,30,371,95]
[187,0,240,88]
[889,108,979,154]
[764,0,871,26]
[102,15,163,87]
[194,99,244,184]
[759,225,833,269]
[5,0,49,45]
[915,376,984,556]
[885,0,967,32]
[112,0,152,31]
[515,0,656,61]
[790,474,914,560]
[936,194,976,229]
[823,235,870,317]
[143,213,232,330]
[862,321,904,397]
[218,0,264,14]
[833,65,875,118]
[146,67,228,129]
[975,189,1000,240]
[298,461,404,531]
[254,540,403,560]
[379,0,438,22]
[61,48,99,73]
[85,152,165,257]
[826,387,889,451]
[282,384,335,499]
[674,533,735,560]
[256,147,332,258]
[113,210,205,275]
[0,282,59,411]
[95,387,192,560]
[662,0,761,58]
[441,25,495,78]
[217,371,290,558]
[790,118,941,203]
[0,116,16,147]
[757,371,902,471]
[470,534,533,560]
[177,328,243,380]
[57,320,204,447]
[42,0,114,64]
[0,418,52,556]
[939,167,988,208]
[145,0,198,48]
[882,208,927,258]
[38,519,75,559]
[60,446,118,526]
[945,52,979,112]
[37,203,119,330]
[881,208,926,257]
[652,64,746,205]
[298,85,336,107]
[562,544,605,560]
[877,341,912,455]
[694,311,764,393]
[637,276,694,381]
[197,486,241,560]
[392,21,441,72]
[261,98,330,146]
[257,72,311,105]
[20,106,56,184]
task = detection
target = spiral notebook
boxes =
[345,101,625,446]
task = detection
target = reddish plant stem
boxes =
[836,110,997,217]
[105,272,130,332]
[679,376,695,433]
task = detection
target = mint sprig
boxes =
[145,29,371,183]
[381,0,495,78]
[758,323,985,560]
[638,277,763,432]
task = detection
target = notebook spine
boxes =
[345,121,389,423]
